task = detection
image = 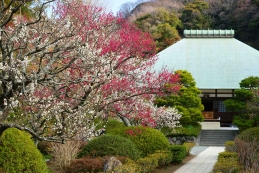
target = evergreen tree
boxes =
[155,70,204,125]
[224,76,259,131]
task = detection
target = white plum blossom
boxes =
[155,107,182,130]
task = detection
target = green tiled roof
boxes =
[153,30,259,89]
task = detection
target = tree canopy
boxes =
[224,76,259,131]
[135,9,182,52]
[155,70,204,124]
[0,0,182,142]
[180,0,212,29]
[126,0,259,51]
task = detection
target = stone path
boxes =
[174,146,225,173]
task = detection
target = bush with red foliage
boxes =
[69,156,127,173]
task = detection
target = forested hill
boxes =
[120,0,259,53]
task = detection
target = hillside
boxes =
[120,0,259,52]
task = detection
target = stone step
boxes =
[201,130,238,133]
[199,143,226,146]
[201,135,234,138]
[199,130,239,146]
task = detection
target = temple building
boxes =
[153,29,259,127]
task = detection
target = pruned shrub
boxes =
[115,152,172,173]
[218,151,239,159]
[105,119,126,132]
[114,159,141,173]
[213,159,241,173]
[109,126,170,157]
[213,152,242,173]
[136,156,158,173]
[0,128,49,173]
[77,134,141,160]
[183,142,195,156]
[69,157,104,173]
[148,150,172,167]
[225,141,237,152]
[237,127,259,143]
[114,163,139,173]
[170,145,186,163]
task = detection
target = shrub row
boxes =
[74,146,187,172]
[110,126,172,157]
[217,128,259,173]
[115,150,173,173]
[107,126,170,157]
[78,126,170,159]
[212,152,242,173]
[70,150,172,173]
[76,125,189,172]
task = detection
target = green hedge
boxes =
[0,128,49,173]
[169,145,187,163]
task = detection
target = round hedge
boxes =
[0,128,49,173]
[238,127,259,142]
[109,126,170,157]
[77,134,141,160]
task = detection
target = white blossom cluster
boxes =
[155,107,182,130]
[110,98,182,129]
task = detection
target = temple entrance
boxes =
[202,100,213,112]
[201,99,235,127]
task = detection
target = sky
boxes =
[46,0,138,17]
[104,0,137,14]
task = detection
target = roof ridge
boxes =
[184,29,234,38]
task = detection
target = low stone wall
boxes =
[168,136,196,145]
